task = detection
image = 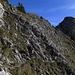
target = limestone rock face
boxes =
[0,68,11,75]
[0,1,75,75]
[0,3,5,27]
[0,3,5,18]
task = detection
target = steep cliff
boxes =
[0,0,75,75]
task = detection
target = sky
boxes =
[8,0,75,26]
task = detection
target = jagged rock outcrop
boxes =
[0,0,75,75]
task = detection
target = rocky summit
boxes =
[56,17,75,40]
[0,0,75,75]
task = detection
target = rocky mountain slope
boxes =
[0,0,75,75]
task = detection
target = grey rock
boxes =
[0,1,75,75]
[0,3,5,18]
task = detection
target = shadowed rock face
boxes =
[56,17,75,40]
[0,1,75,75]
